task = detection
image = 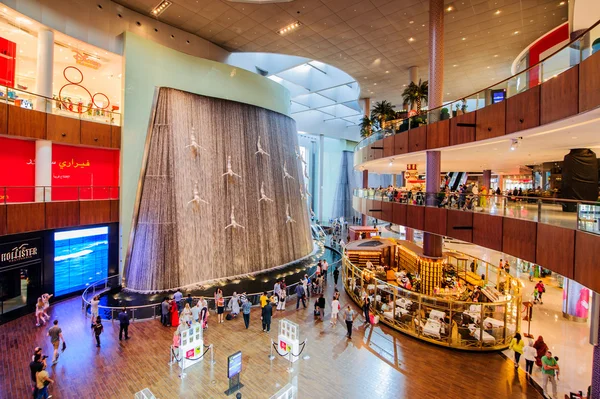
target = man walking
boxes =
[161,298,170,326]
[333,267,340,286]
[343,305,356,339]
[295,282,306,309]
[47,320,64,365]
[541,350,559,399]
[118,307,130,341]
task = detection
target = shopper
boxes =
[509,332,524,368]
[302,274,310,298]
[330,296,340,326]
[29,352,45,396]
[93,316,103,348]
[173,289,183,312]
[295,282,306,309]
[191,299,201,323]
[523,339,536,376]
[259,291,269,308]
[535,281,546,304]
[343,305,356,338]
[41,293,52,322]
[181,303,193,326]
[242,297,251,329]
[199,297,208,329]
[35,298,45,327]
[215,288,225,324]
[541,350,559,399]
[229,292,240,317]
[118,307,130,341]
[161,297,170,326]
[333,267,340,286]
[90,295,100,327]
[35,362,54,399]
[47,320,64,365]
[533,336,548,367]
[273,281,282,303]
[185,294,193,307]
[315,294,326,321]
[262,300,273,332]
[322,259,328,282]
[276,287,287,311]
[361,289,371,324]
[170,298,180,328]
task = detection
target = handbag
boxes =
[314,309,320,316]
[61,341,67,352]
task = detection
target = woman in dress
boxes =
[41,293,53,322]
[170,299,180,328]
[229,292,240,317]
[35,297,45,327]
[533,335,548,367]
[199,297,209,329]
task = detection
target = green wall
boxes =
[120,32,291,271]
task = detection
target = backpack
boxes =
[225,313,233,321]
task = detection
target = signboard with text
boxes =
[0,239,42,269]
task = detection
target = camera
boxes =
[42,355,48,359]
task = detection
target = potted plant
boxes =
[460,99,468,113]
[440,107,450,120]
[401,79,428,114]
[359,116,376,138]
[455,103,462,116]
[371,100,396,130]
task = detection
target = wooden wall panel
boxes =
[361,147,368,163]
[8,106,46,139]
[0,205,6,236]
[369,139,384,161]
[472,213,503,252]
[475,101,506,141]
[574,231,600,293]
[360,198,367,215]
[536,224,574,278]
[381,201,393,222]
[110,200,119,223]
[579,51,600,113]
[366,199,375,218]
[81,120,112,147]
[408,126,427,153]
[0,102,7,135]
[382,136,395,158]
[352,196,360,213]
[502,218,537,263]
[6,203,45,234]
[405,205,424,230]
[426,119,449,149]
[506,85,540,134]
[45,201,80,230]
[424,207,447,236]
[47,114,81,144]
[450,112,476,146]
[392,203,407,226]
[79,200,111,225]
[446,210,473,243]
[394,132,408,155]
[540,65,579,125]
[111,125,122,149]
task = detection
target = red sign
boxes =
[408,110,417,118]
[279,340,287,351]
[52,144,120,201]
[186,349,194,359]
[0,37,16,88]
[0,137,35,202]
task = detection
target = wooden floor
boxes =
[0,281,543,399]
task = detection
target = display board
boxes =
[177,323,203,371]
[227,351,242,379]
[0,137,35,203]
[277,319,300,363]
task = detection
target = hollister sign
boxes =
[0,239,41,268]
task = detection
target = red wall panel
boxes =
[52,144,120,201]
[0,137,35,202]
[0,37,16,88]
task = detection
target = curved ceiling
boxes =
[114,0,568,107]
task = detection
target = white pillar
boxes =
[35,28,54,112]
[35,140,52,202]
[318,134,324,223]
[409,66,419,84]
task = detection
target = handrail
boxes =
[81,245,343,320]
[355,18,600,151]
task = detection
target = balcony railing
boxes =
[354,188,600,235]
[355,19,600,151]
[0,186,120,204]
[0,84,121,126]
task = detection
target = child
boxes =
[554,356,560,380]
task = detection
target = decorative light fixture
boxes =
[151,0,171,16]
[277,21,301,35]
[510,137,522,151]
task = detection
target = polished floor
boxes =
[0,281,543,399]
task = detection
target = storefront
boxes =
[0,223,118,324]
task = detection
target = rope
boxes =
[270,340,307,358]
[171,345,211,362]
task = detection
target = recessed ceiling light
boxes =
[495,10,501,15]
[487,66,490,69]
[453,64,458,67]
[374,83,377,86]
[494,54,499,57]
[559,1,565,5]
[461,37,466,40]
[408,37,415,42]
[385,70,389,73]
[151,0,171,16]
[409,20,414,24]
[277,21,301,35]
[513,30,520,35]
[446,6,454,11]
[571,136,577,139]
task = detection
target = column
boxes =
[428,0,445,122]
[361,169,368,226]
[423,150,442,258]
[318,134,324,223]
[35,28,54,113]
[408,66,419,110]
[397,171,405,188]
[392,174,397,187]
[35,140,52,202]
[591,293,600,399]
[482,169,491,190]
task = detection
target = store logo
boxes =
[1,243,38,263]
[72,51,101,70]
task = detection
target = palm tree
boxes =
[370,100,396,129]
[359,116,377,138]
[402,79,428,114]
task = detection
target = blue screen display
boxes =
[54,226,109,297]
[228,351,242,379]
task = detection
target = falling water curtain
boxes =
[331,150,359,221]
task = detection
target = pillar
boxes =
[591,293,600,399]
[361,169,368,226]
[392,174,397,187]
[318,134,324,223]
[482,169,491,190]
[35,28,54,113]
[428,0,445,122]
[424,150,442,258]
[398,172,405,188]
[35,140,52,202]
[408,66,419,110]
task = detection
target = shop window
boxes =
[54,226,108,296]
